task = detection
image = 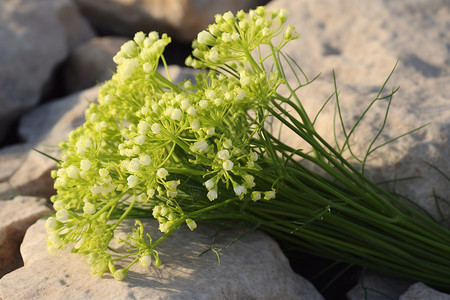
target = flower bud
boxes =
[204,178,215,190]
[197,30,216,45]
[217,149,230,160]
[186,218,197,231]
[114,269,127,281]
[157,168,169,179]
[56,209,70,222]
[207,190,218,201]
[139,255,152,268]
[127,175,139,188]
[151,123,161,134]
[83,202,95,215]
[223,159,234,171]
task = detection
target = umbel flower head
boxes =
[46,6,290,279]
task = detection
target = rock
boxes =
[0,0,94,144]
[64,36,129,93]
[0,182,18,200]
[267,0,450,220]
[0,196,51,278]
[347,271,412,300]
[73,0,266,41]
[0,219,324,300]
[8,86,99,197]
[399,282,450,300]
[0,144,29,182]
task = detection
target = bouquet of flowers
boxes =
[45,6,450,290]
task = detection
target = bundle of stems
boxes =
[45,6,450,290]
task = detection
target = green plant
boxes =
[45,6,450,291]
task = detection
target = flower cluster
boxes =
[47,7,286,279]
[44,6,450,291]
[186,6,297,70]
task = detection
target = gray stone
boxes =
[73,0,266,41]
[0,0,94,143]
[267,0,450,220]
[0,144,29,182]
[0,219,324,300]
[347,271,412,300]
[399,282,450,300]
[64,36,129,93]
[0,196,51,278]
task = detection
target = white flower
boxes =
[127,158,141,172]
[157,168,169,179]
[80,159,91,171]
[223,139,233,149]
[186,219,197,231]
[45,217,60,231]
[217,149,230,160]
[48,234,62,248]
[138,121,150,135]
[197,30,215,45]
[187,106,197,116]
[166,180,179,190]
[214,98,222,106]
[99,168,109,177]
[235,89,247,101]
[120,40,137,57]
[205,89,216,99]
[139,154,151,165]
[249,151,258,161]
[252,192,262,202]
[199,100,208,109]
[243,174,256,188]
[135,135,146,145]
[147,188,156,198]
[171,108,182,121]
[83,202,95,215]
[184,80,193,90]
[127,175,139,188]
[151,123,161,134]
[180,99,190,110]
[191,119,200,130]
[122,58,139,79]
[265,190,276,200]
[53,200,65,211]
[66,165,79,179]
[233,185,246,196]
[206,127,215,136]
[223,159,234,171]
[56,209,70,222]
[204,178,215,190]
[139,255,152,268]
[207,190,218,201]
[194,139,209,152]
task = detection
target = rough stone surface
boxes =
[0,0,94,144]
[0,219,324,300]
[63,36,129,93]
[0,144,29,182]
[267,0,450,220]
[0,196,51,278]
[8,87,99,198]
[73,0,267,41]
[399,282,450,300]
[347,271,412,300]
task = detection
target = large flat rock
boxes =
[0,219,324,299]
